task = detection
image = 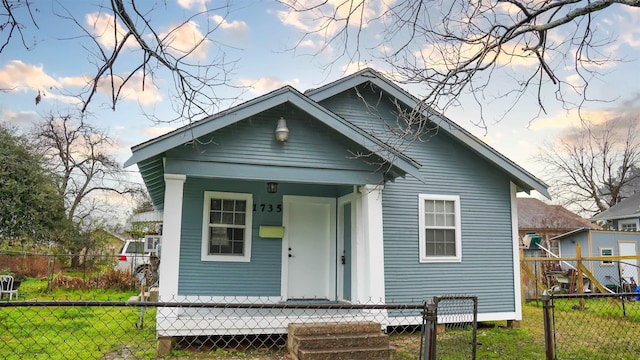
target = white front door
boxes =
[619,241,639,285]
[282,196,336,300]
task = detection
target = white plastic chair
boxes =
[0,275,18,300]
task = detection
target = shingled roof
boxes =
[591,193,640,222]
[517,197,598,230]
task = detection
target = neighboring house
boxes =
[87,228,125,257]
[517,197,599,255]
[129,210,164,236]
[554,229,640,291]
[591,193,640,231]
[124,68,549,335]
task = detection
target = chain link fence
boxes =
[0,295,480,360]
[0,250,155,291]
[420,295,478,360]
[543,292,640,360]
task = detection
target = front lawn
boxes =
[1,278,156,360]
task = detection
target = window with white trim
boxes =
[600,247,614,266]
[619,220,637,232]
[202,191,252,262]
[419,194,462,263]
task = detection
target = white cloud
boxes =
[142,126,176,137]
[160,21,209,61]
[0,61,83,104]
[0,60,161,107]
[342,62,370,74]
[277,0,385,36]
[0,109,39,126]
[238,77,300,95]
[97,72,162,106]
[0,60,60,91]
[177,0,208,11]
[530,108,616,131]
[415,38,539,73]
[297,39,318,48]
[85,12,134,49]
[212,14,248,37]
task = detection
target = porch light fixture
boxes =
[267,182,278,193]
[274,117,289,142]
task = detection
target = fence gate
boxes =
[542,292,640,360]
[420,295,478,360]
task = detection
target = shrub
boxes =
[50,269,139,291]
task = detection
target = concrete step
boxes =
[297,346,394,360]
[290,333,389,353]
[287,322,393,360]
[288,321,382,337]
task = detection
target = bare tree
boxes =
[2,0,238,122]
[280,0,640,129]
[537,115,640,216]
[31,113,140,224]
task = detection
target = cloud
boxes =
[177,0,208,11]
[85,12,134,49]
[237,77,300,95]
[415,38,539,73]
[297,39,318,49]
[530,108,614,131]
[211,14,248,39]
[96,72,162,106]
[142,126,176,137]
[160,21,210,60]
[0,61,83,104]
[0,60,60,91]
[0,109,39,126]
[277,0,386,36]
[532,94,640,146]
[0,60,161,107]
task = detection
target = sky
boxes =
[2,0,640,220]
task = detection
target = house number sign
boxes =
[253,203,282,213]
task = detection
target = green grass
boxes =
[1,279,155,360]
[3,284,640,359]
[391,306,545,360]
[392,301,640,360]
[17,277,139,301]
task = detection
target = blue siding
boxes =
[178,177,341,296]
[321,87,519,313]
[558,232,589,258]
[165,105,385,181]
[559,231,640,287]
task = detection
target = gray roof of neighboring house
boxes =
[591,193,640,221]
[517,197,598,230]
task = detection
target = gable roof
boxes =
[517,197,597,230]
[591,193,640,221]
[125,85,421,180]
[307,68,550,199]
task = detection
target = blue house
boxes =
[554,229,640,291]
[591,193,640,231]
[125,69,549,335]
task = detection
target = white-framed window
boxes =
[600,247,614,266]
[201,191,253,262]
[618,219,638,232]
[418,194,462,263]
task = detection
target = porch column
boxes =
[510,182,523,321]
[355,184,386,303]
[159,173,186,301]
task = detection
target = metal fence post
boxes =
[542,291,555,360]
[419,299,438,360]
